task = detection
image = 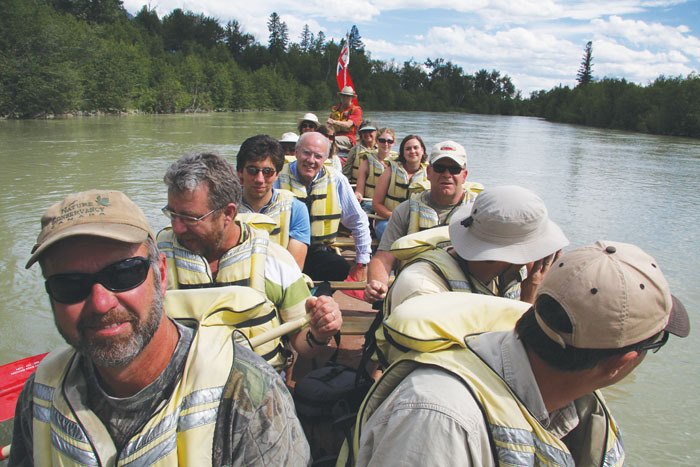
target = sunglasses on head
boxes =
[432,163,462,175]
[244,166,276,178]
[377,138,394,144]
[45,256,151,304]
[637,331,669,354]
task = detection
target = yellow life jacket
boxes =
[362,151,397,199]
[350,294,624,467]
[238,190,295,248]
[31,288,274,466]
[345,146,371,183]
[165,285,287,369]
[356,350,623,467]
[406,190,475,234]
[384,160,428,211]
[277,164,342,245]
[157,225,288,369]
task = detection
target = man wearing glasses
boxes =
[11,190,310,465]
[355,241,690,466]
[158,153,342,371]
[236,134,311,270]
[276,132,372,282]
[364,141,479,303]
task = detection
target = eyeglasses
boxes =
[300,148,326,160]
[161,206,222,225]
[637,331,669,354]
[244,166,276,178]
[45,257,150,304]
[377,138,394,144]
[432,164,463,175]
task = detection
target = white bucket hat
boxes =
[448,185,569,264]
[279,132,299,143]
[299,113,320,125]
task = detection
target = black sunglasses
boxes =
[45,256,151,304]
[432,163,462,175]
[377,137,394,144]
[244,166,276,178]
[637,331,669,354]
[301,122,317,129]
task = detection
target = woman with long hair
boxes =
[371,134,428,239]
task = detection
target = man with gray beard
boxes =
[9,190,310,466]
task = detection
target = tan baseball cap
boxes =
[430,140,467,167]
[26,190,154,269]
[536,240,690,349]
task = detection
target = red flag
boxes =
[336,38,359,106]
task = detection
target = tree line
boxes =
[1,0,697,137]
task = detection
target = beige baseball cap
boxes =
[536,240,690,349]
[430,140,467,167]
[26,190,154,268]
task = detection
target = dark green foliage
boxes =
[0,1,696,137]
[576,41,594,87]
[525,75,700,137]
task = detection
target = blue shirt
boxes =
[240,188,311,245]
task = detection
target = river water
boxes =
[0,112,698,464]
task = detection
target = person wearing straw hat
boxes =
[10,190,311,465]
[355,241,690,466]
[297,112,320,134]
[327,85,363,152]
[385,185,569,313]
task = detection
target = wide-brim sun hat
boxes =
[298,113,320,125]
[279,132,299,143]
[448,185,569,264]
[338,86,356,97]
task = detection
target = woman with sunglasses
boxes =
[297,113,320,134]
[354,128,397,210]
[371,134,429,239]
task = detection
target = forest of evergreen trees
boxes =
[1,0,698,137]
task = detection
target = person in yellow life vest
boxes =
[327,85,362,152]
[11,190,311,465]
[276,132,372,282]
[372,134,429,240]
[158,153,342,371]
[385,185,570,314]
[236,134,311,270]
[343,120,378,183]
[354,127,398,208]
[364,140,478,304]
[355,241,690,466]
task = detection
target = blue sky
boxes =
[122,0,700,95]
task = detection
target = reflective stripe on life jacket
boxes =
[238,189,295,248]
[384,160,428,211]
[277,164,342,245]
[31,291,273,466]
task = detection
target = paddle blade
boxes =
[0,353,48,422]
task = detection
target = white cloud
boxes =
[121,0,700,94]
